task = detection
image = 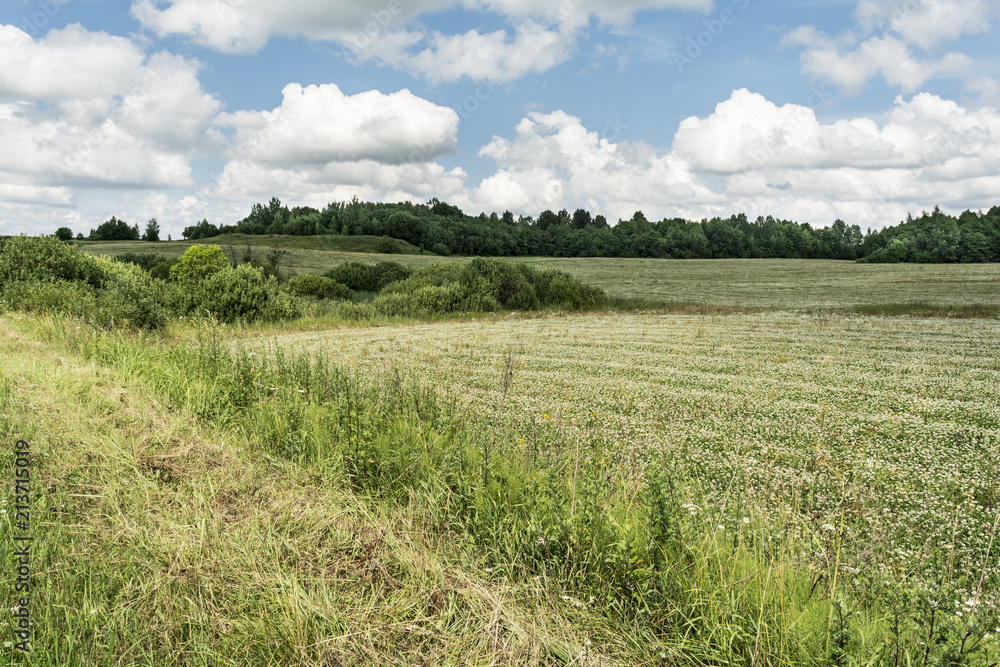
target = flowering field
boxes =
[267,311,1000,651]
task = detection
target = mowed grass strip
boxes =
[0,315,630,667]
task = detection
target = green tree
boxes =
[169,245,229,282]
[143,218,160,242]
[90,216,140,241]
[54,227,73,241]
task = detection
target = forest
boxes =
[88,197,1000,263]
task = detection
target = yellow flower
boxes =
[543,413,550,421]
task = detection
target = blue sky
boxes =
[1,0,998,239]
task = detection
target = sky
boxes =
[1,0,998,239]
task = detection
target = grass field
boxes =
[266,311,1000,584]
[80,236,1000,309]
[4,242,1000,665]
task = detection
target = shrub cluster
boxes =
[347,257,606,317]
[0,237,303,329]
[0,237,168,329]
[1,238,607,329]
[285,273,351,301]
[323,260,413,292]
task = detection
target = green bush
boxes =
[91,257,167,330]
[323,261,412,292]
[260,289,303,322]
[149,258,179,281]
[113,252,164,272]
[375,236,399,254]
[371,284,462,317]
[459,257,540,310]
[0,280,96,316]
[286,273,351,301]
[167,264,301,323]
[0,235,106,288]
[169,244,229,282]
[431,242,451,256]
[381,263,463,294]
[370,259,604,316]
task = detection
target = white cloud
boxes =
[786,32,972,95]
[131,0,711,80]
[0,24,145,100]
[215,83,459,166]
[0,24,220,219]
[672,88,999,173]
[461,110,720,220]
[786,0,992,96]
[668,88,1000,226]
[117,52,222,150]
[450,89,1000,226]
[0,103,193,189]
[359,21,577,83]
[856,0,993,50]
[208,159,468,205]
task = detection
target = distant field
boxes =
[266,310,1000,594]
[79,236,1000,309]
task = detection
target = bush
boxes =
[375,236,399,254]
[1,280,96,316]
[431,242,451,256]
[0,235,106,288]
[113,252,164,272]
[0,253,166,330]
[381,263,464,294]
[149,258,179,281]
[170,245,229,282]
[167,264,300,323]
[286,273,351,301]
[372,284,463,317]
[459,257,540,310]
[91,257,167,330]
[324,261,412,292]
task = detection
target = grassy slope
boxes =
[79,236,1000,309]
[0,316,641,666]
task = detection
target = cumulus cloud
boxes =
[358,21,577,83]
[0,103,193,189]
[459,110,719,220]
[855,0,993,50]
[785,31,972,95]
[208,158,468,205]
[215,83,459,166]
[785,0,991,96]
[131,0,711,80]
[207,83,466,204]
[448,88,999,226]
[672,88,998,173]
[668,88,1000,226]
[0,24,145,100]
[0,24,221,218]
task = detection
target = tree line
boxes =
[72,198,1000,262]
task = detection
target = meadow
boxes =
[3,240,1000,665]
